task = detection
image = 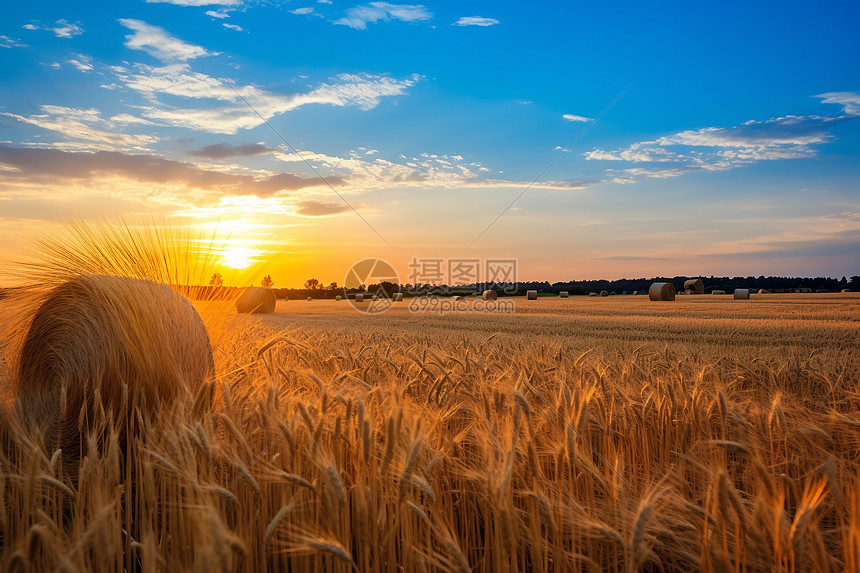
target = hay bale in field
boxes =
[307,296,313,301]
[734,288,750,300]
[842,289,851,293]
[355,293,364,302]
[235,287,276,314]
[455,296,466,301]
[14,275,213,463]
[711,290,726,295]
[796,287,812,293]
[649,282,676,301]
[335,295,342,301]
[393,293,403,302]
[600,290,609,297]
[684,278,704,294]
[526,290,538,300]
[588,292,598,297]
[482,290,498,301]
[758,289,767,294]
[632,290,639,295]
[559,291,569,298]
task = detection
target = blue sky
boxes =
[1,1,858,286]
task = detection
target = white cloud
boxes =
[334,2,431,30]
[18,20,83,38]
[291,7,314,15]
[1,105,159,151]
[51,19,84,38]
[586,93,860,183]
[270,147,587,191]
[223,23,244,31]
[816,92,860,117]
[114,64,422,134]
[146,0,242,5]
[563,113,590,122]
[67,53,94,72]
[118,19,213,61]
[0,35,27,49]
[205,10,230,18]
[453,16,499,27]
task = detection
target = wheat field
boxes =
[2,280,860,571]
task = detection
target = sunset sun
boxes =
[220,246,259,269]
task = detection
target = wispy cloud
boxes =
[0,145,340,199]
[188,142,271,159]
[563,113,591,122]
[222,23,244,31]
[296,200,350,216]
[67,53,94,72]
[146,0,242,5]
[453,16,499,27]
[119,19,214,61]
[115,63,421,133]
[0,106,159,151]
[334,3,431,30]
[51,19,84,38]
[205,10,231,18]
[19,19,84,38]
[291,7,314,15]
[586,92,860,182]
[0,35,27,49]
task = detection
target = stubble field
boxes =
[2,292,860,571]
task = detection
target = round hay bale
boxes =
[559,291,569,298]
[235,287,276,314]
[393,293,403,302]
[454,295,466,301]
[684,278,704,294]
[712,290,726,295]
[335,295,342,301]
[649,282,676,301]
[842,289,851,293]
[600,290,609,297]
[588,292,598,297]
[14,275,213,462]
[734,288,750,300]
[355,293,364,302]
[307,296,313,301]
[758,289,768,294]
[632,290,639,295]
[482,290,498,301]
[526,290,538,300]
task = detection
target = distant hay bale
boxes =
[455,296,466,301]
[335,295,342,301]
[14,275,213,462]
[758,289,767,294]
[712,290,726,295]
[559,291,569,298]
[307,296,313,301]
[355,294,364,302]
[734,288,750,300]
[600,290,609,297]
[482,290,498,301]
[393,293,403,302]
[632,290,639,295]
[526,290,538,300]
[684,279,704,294]
[235,287,276,314]
[843,289,851,293]
[649,282,676,301]
[588,292,598,297]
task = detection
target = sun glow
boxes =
[220,246,260,269]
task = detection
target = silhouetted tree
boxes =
[261,275,274,288]
[209,273,223,287]
[328,281,338,290]
[304,278,320,290]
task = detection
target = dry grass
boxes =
[1,226,859,571]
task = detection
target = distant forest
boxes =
[1,275,855,301]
